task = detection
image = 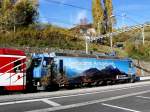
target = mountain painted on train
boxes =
[69,65,127,84]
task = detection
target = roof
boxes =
[70,24,93,32]
[31,52,131,60]
[55,53,130,60]
[0,48,25,56]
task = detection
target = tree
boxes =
[103,0,114,33]
[14,0,38,26]
[0,0,13,31]
[1,0,12,12]
[92,0,115,35]
[92,0,105,35]
[0,1,2,8]
[0,0,38,32]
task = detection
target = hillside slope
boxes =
[0,24,149,60]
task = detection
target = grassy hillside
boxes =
[0,24,127,57]
[0,24,149,60]
[113,25,150,61]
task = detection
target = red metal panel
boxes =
[0,57,12,73]
[0,48,25,56]
[4,85,26,91]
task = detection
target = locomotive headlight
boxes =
[116,75,119,79]
[37,82,40,86]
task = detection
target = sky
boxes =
[39,0,150,28]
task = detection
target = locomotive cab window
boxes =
[129,61,133,68]
[43,57,51,67]
[59,59,63,73]
[33,58,41,67]
[14,60,21,73]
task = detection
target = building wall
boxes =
[133,60,150,77]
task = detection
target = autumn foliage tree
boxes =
[103,0,113,32]
[0,0,38,31]
[14,0,38,26]
[0,0,14,30]
[92,0,105,35]
[92,0,114,35]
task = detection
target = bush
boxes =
[125,42,150,61]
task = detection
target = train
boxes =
[0,48,26,91]
[0,48,139,92]
[28,52,138,90]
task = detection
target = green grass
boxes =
[0,24,150,60]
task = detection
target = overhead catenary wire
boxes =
[40,16,77,26]
[41,0,131,28]
[45,0,91,11]
[45,0,126,16]
[40,0,148,32]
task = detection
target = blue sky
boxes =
[39,0,150,28]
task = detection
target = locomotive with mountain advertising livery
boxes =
[29,52,138,90]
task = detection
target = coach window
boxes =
[14,60,21,73]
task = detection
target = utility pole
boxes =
[13,12,16,33]
[80,29,88,54]
[110,15,115,51]
[84,32,89,54]
[122,13,126,31]
[110,33,113,50]
[13,21,16,33]
[98,22,100,35]
[85,35,88,54]
[142,25,145,45]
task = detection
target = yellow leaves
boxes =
[92,0,104,34]
[92,0,114,34]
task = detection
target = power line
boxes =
[45,0,125,17]
[39,16,79,28]
[42,0,129,26]
[41,1,144,29]
[45,0,91,11]
[125,16,140,25]
[39,15,141,29]
[39,0,92,26]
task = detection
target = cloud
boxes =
[39,18,48,23]
[61,0,68,3]
[75,10,87,24]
